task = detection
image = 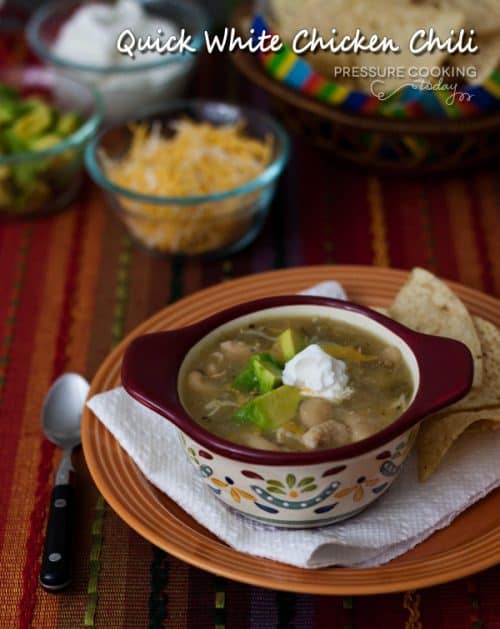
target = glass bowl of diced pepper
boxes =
[0,66,102,218]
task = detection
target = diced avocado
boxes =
[12,161,43,188]
[278,328,306,362]
[16,96,40,110]
[55,112,81,137]
[253,356,282,393]
[232,353,282,393]
[12,102,52,141]
[3,127,29,153]
[0,82,83,213]
[29,134,61,152]
[0,100,17,126]
[0,85,17,102]
[49,147,77,170]
[12,179,50,213]
[0,180,13,206]
[233,385,301,431]
[232,363,258,392]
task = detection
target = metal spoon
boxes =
[39,373,89,592]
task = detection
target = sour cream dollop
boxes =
[51,0,186,121]
[282,344,352,402]
[52,0,179,68]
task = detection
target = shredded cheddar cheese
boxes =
[102,120,273,254]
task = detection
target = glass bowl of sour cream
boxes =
[27,0,208,123]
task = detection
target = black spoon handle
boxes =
[39,483,74,591]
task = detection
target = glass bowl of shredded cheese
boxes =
[85,100,290,257]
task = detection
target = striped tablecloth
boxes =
[1,26,500,629]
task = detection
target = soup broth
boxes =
[180,315,414,452]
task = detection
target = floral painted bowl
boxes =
[121,296,473,528]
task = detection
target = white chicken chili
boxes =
[179,315,414,452]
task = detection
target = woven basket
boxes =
[230,6,500,174]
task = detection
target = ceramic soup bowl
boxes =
[122,296,473,528]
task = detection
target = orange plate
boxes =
[81,266,500,595]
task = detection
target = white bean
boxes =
[242,431,280,451]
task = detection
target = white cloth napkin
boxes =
[87,282,500,568]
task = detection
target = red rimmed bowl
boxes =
[122,296,473,528]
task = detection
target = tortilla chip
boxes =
[439,317,500,412]
[268,0,357,72]
[389,268,483,387]
[270,0,465,91]
[371,306,389,316]
[466,419,500,432]
[418,408,500,481]
[354,1,465,91]
[450,34,500,84]
[428,0,500,35]
[390,271,500,481]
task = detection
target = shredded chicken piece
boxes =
[343,412,375,442]
[187,370,218,395]
[380,346,402,368]
[204,399,239,417]
[389,393,408,410]
[275,427,303,446]
[299,398,335,428]
[220,340,252,362]
[302,419,351,450]
[239,327,277,342]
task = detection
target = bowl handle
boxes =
[121,324,205,419]
[410,333,474,418]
